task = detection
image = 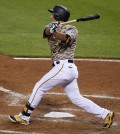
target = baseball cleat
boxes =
[9,115,29,125]
[103,111,114,128]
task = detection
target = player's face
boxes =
[50,14,56,22]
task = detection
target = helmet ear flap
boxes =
[53,13,62,21]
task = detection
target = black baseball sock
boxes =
[22,102,34,117]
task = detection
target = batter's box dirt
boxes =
[0,55,120,134]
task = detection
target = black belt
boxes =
[52,60,73,67]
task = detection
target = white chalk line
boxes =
[0,116,44,134]
[0,86,120,133]
[1,86,120,127]
[0,113,119,132]
[13,57,120,63]
[34,117,73,123]
[0,114,74,134]
[1,87,120,102]
[0,129,43,134]
[1,113,119,125]
[1,86,120,114]
[0,86,120,114]
[0,87,25,98]
[0,86,120,107]
[0,114,73,124]
[0,87,28,106]
[46,92,120,100]
[0,115,42,134]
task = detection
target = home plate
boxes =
[44,112,76,118]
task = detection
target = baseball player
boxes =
[9,5,114,128]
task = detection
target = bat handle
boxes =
[61,20,76,25]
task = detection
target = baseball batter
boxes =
[9,5,114,128]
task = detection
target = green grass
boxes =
[0,0,120,58]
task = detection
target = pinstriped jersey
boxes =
[43,24,78,62]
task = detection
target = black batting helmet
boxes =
[48,5,70,22]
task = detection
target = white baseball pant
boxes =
[28,59,110,119]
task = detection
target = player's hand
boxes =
[49,22,61,34]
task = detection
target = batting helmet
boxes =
[48,5,70,22]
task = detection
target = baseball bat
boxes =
[61,14,100,25]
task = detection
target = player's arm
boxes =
[44,27,67,42]
[44,22,71,43]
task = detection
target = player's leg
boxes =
[9,64,69,124]
[63,79,114,128]
[28,65,66,108]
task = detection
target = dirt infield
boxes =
[0,55,120,134]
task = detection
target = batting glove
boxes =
[49,22,61,34]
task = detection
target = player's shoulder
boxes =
[65,24,78,33]
[64,24,77,31]
[65,24,77,29]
